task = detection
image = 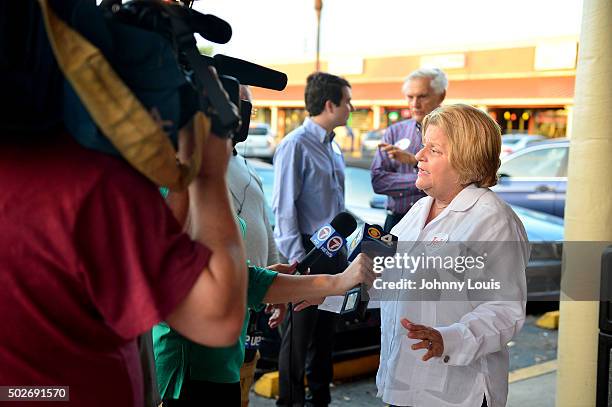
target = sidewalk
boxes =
[508,369,556,407]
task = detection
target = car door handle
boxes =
[535,185,555,192]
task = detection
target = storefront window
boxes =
[278,108,307,139]
[488,107,568,138]
[251,106,271,126]
[335,109,373,153]
[383,107,412,127]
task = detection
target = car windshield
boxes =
[248,127,268,135]
[500,146,568,178]
[502,139,521,145]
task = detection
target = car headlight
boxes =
[266,136,275,146]
[530,242,563,260]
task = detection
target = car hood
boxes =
[510,204,564,241]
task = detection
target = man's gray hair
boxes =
[402,67,448,95]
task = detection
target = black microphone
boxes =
[213,54,288,91]
[188,9,232,44]
[348,223,398,262]
[295,212,357,275]
[340,224,397,317]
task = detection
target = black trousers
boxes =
[276,235,347,407]
[163,380,241,407]
[383,212,405,233]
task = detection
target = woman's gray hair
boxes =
[402,68,448,95]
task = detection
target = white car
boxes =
[235,123,276,161]
[360,129,385,157]
[501,134,546,158]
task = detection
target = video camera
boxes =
[1,0,286,188]
[103,0,287,142]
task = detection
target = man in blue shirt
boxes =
[273,72,354,407]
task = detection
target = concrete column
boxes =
[556,0,612,406]
[372,105,382,129]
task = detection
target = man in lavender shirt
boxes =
[273,72,354,407]
[370,68,448,231]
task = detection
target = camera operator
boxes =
[0,4,247,406]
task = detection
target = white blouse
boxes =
[376,184,530,407]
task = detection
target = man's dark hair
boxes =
[304,72,350,116]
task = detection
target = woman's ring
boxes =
[427,340,433,350]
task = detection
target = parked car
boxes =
[500,133,546,158]
[360,129,384,157]
[250,161,564,369]
[235,123,276,161]
[493,138,568,218]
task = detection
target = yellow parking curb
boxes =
[535,310,560,329]
[508,360,557,383]
[253,354,380,399]
[254,371,279,398]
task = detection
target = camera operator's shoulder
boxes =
[63,136,160,199]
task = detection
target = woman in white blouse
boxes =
[376,104,530,407]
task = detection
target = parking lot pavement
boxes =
[249,313,558,406]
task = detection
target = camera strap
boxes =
[38,0,207,191]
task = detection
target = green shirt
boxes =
[153,264,277,398]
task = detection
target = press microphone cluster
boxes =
[338,223,398,316]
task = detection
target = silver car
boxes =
[235,123,276,161]
[501,133,546,158]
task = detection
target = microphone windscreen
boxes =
[213,54,288,91]
[330,212,357,238]
[189,10,232,44]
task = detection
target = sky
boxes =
[193,0,584,64]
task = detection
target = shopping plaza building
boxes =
[249,40,577,150]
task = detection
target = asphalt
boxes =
[249,313,560,406]
[249,370,557,406]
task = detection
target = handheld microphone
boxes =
[212,54,288,91]
[348,223,398,262]
[295,212,357,275]
[340,224,398,316]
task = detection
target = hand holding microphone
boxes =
[334,253,375,292]
[293,253,375,312]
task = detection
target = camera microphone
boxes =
[213,54,288,91]
[187,9,232,44]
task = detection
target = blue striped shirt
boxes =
[272,118,345,263]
